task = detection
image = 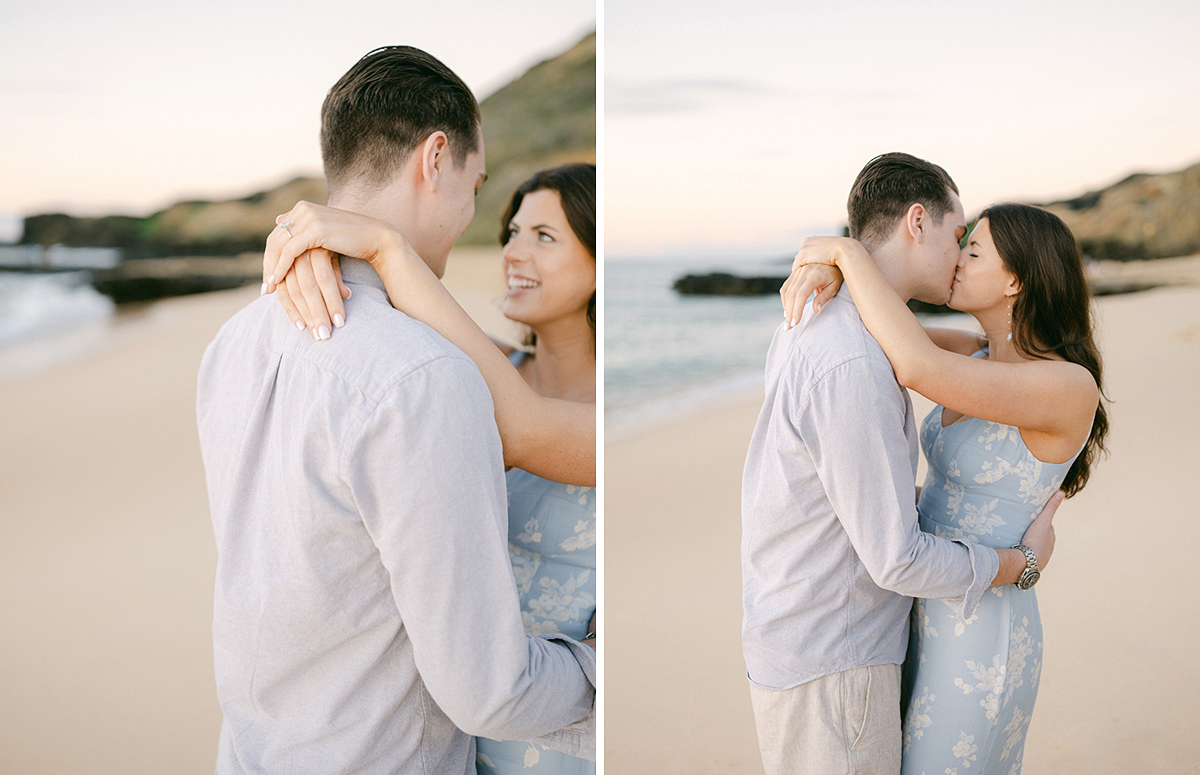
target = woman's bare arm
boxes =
[790,237,1098,438]
[369,247,596,486]
[924,327,987,356]
[263,202,596,486]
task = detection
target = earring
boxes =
[1006,297,1013,343]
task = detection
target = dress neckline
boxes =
[930,403,1089,468]
[939,407,975,429]
[929,346,1090,467]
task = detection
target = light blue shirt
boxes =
[741,286,999,690]
[197,258,594,774]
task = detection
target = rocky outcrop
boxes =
[673,273,787,295]
[88,254,263,304]
[19,178,326,258]
[1040,160,1200,260]
[144,177,327,253]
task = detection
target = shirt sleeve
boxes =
[525,634,597,760]
[345,353,594,738]
[798,356,998,618]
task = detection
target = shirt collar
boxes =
[339,256,387,292]
[835,283,855,307]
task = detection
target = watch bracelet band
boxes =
[1010,543,1040,589]
[1011,543,1039,572]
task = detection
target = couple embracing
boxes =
[742,153,1108,774]
[197,46,596,774]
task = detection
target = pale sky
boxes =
[0,0,595,233]
[605,0,1200,258]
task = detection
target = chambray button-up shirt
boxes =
[197,258,594,774]
[741,286,999,691]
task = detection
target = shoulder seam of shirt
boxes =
[337,352,485,487]
[210,324,475,405]
[797,350,897,398]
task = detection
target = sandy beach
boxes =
[0,247,518,773]
[605,285,1200,774]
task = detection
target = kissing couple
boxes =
[742,152,1108,774]
[197,45,597,775]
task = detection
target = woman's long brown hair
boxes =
[981,203,1109,497]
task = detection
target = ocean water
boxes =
[604,255,793,433]
[603,255,974,436]
[0,271,116,381]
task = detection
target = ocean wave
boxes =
[0,272,115,346]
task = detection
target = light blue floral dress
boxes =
[902,352,1086,775]
[476,352,597,775]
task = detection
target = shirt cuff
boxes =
[946,539,1000,619]
[524,633,596,761]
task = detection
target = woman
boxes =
[266,164,597,772]
[782,204,1107,774]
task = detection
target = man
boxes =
[740,153,1058,773]
[197,47,593,774]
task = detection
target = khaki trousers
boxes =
[749,663,901,775]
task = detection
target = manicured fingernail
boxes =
[790,318,797,327]
[260,283,267,296]
[267,274,276,286]
[311,328,319,341]
[295,320,305,330]
[333,314,345,328]
[318,325,330,340]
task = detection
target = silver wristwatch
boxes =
[1011,544,1040,590]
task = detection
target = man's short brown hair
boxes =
[847,153,959,247]
[320,46,481,193]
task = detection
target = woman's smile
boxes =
[506,273,541,296]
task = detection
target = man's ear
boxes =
[417,131,450,190]
[904,202,928,243]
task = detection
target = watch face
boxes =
[1018,570,1041,590]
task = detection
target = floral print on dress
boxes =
[560,518,596,552]
[901,350,1085,775]
[476,466,597,775]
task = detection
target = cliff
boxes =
[461,31,596,245]
[1040,159,1200,260]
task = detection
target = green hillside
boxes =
[461,31,596,245]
